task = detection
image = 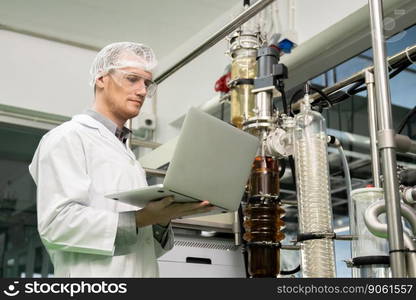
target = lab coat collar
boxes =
[72,114,136,161]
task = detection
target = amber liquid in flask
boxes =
[243,202,285,277]
[249,156,280,197]
[243,156,284,277]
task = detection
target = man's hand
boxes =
[135,197,215,227]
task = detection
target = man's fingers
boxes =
[159,196,174,207]
[177,206,216,217]
[173,201,211,212]
[163,200,215,219]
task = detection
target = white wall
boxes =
[0,30,96,116]
[0,29,229,145]
[155,41,230,143]
[294,0,367,44]
[0,28,230,145]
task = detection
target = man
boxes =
[29,42,213,277]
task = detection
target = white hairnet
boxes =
[89,42,157,86]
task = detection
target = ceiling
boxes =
[0,0,241,60]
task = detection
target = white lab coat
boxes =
[29,114,173,277]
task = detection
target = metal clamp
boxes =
[281,244,301,251]
[246,241,281,248]
[405,46,416,65]
[248,194,280,201]
[365,69,375,84]
[242,116,276,131]
[251,86,276,94]
[228,78,254,88]
[377,129,396,149]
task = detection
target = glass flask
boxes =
[351,187,389,278]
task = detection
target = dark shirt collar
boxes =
[84,108,131,143]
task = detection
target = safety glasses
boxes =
[110,69,157,97]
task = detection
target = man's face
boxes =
[98,66,153,122]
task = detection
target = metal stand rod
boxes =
[233,211,242,246]
[365,70,381,188]
[154,0,275,84]
[369,0,406,277]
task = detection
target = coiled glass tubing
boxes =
[293,104,336,277]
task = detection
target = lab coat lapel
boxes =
[72,114,136,160]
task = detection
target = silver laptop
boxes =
[106,107,259,215]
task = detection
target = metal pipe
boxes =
[395,134,416,154]
[314,45,416,102]
[327,147,416,170]
[327,128,370,150]
[282,0,416,92]
[255,91,273,118]
[233,211,242,246]
[359,54,416,74]
[369,0,406,277]
[327,128,416,157]
[401,186,416,205]
[154,0,275,84]
[365,70,381,187]
[291,44,416,111]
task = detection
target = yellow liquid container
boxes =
[230,54,257,128]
